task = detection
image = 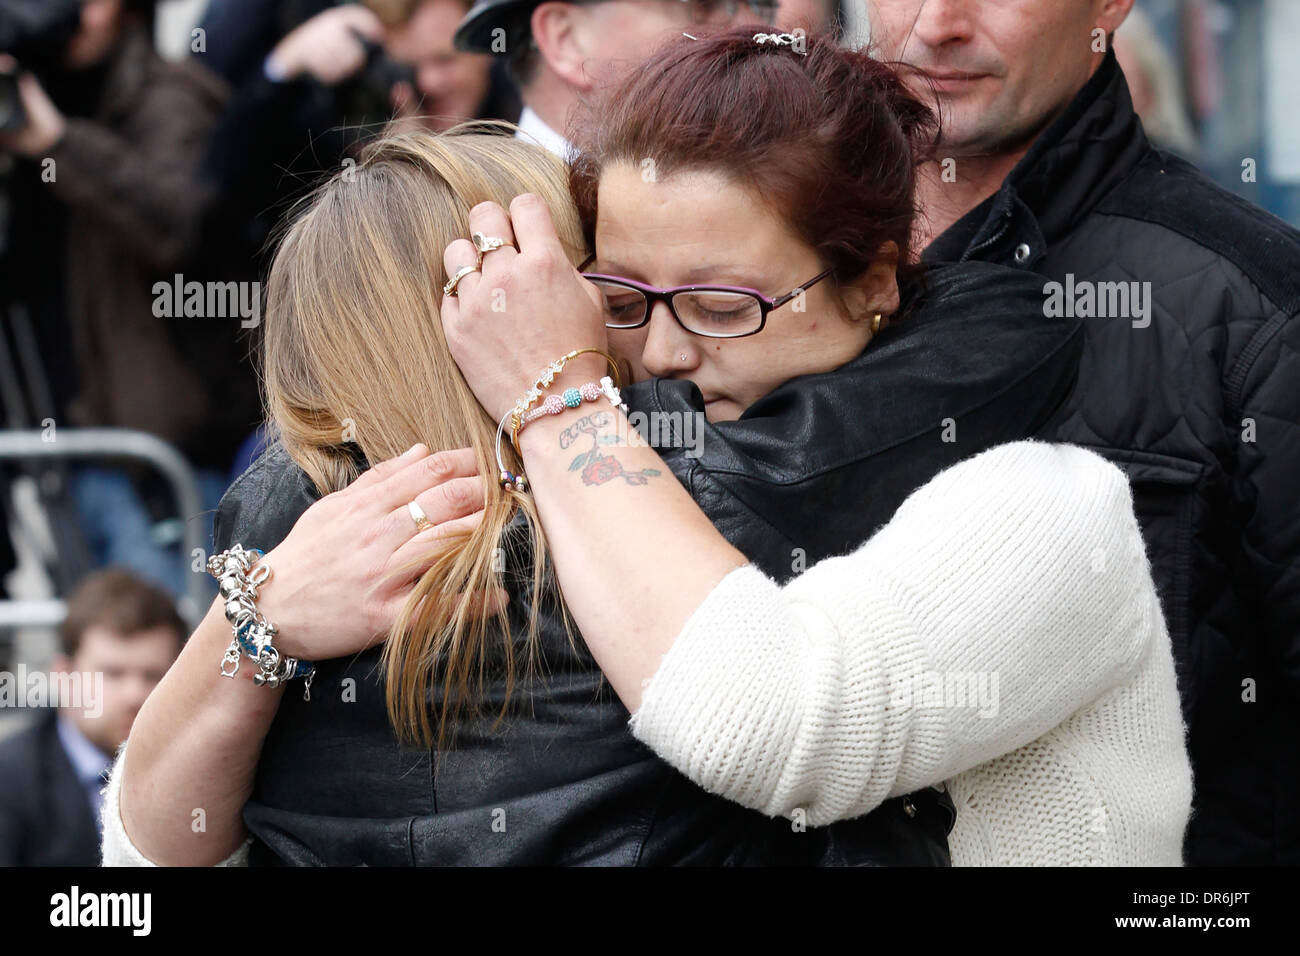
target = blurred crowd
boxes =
[0,0,1288,611]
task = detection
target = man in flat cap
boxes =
[454,0,780,155]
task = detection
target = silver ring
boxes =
[408,500,433,534]
[472,233,512,269]
[472,232,510,254]
[443,264,478,297]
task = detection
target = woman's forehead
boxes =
[594,164,800,282]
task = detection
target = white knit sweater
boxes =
[102,440,1192,866]
[628,441,1193,865]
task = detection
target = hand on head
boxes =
[440,195,609,422]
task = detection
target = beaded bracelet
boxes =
[517,377,625,441]
[508,348,623,453]
[495,410,529,493]
[495,375,629,492]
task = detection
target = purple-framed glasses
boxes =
[581,268,836,339]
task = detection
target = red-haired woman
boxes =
[440,28,1192,865]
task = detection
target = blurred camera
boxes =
[350,27,417,102]
[0,0,83,131]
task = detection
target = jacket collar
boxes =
[516,106,573,161]
[924,50,1150,267]
[55,712,112,790]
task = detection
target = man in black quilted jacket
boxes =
[868,0,1300,865]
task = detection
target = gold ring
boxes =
[443,265,478,297]
[408,500,433,534]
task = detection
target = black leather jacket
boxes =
[213,261,1081,865]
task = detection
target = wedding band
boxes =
[443,265,478,297]
[408,500,433,534]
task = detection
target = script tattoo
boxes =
[559,412,661,486]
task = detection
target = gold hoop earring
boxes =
[871,313,882,335]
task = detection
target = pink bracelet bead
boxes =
[542,394,567,417]
[520,394,562,428]
[517,381,609,438]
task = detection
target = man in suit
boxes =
[0,569,183,865]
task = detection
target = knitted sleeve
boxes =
[100,745,251,867]
[628,441,1156,826]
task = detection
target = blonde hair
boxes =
[262,124,587,748]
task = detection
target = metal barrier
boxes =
[0,428,209,629]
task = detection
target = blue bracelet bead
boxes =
[562,387,582,408]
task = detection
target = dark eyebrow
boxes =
[596,261,763,288]
[681,265,762,286]
[591,261,642,280]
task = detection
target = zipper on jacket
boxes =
[962,209,1014,263]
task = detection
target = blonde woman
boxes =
[106,127,678,867]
